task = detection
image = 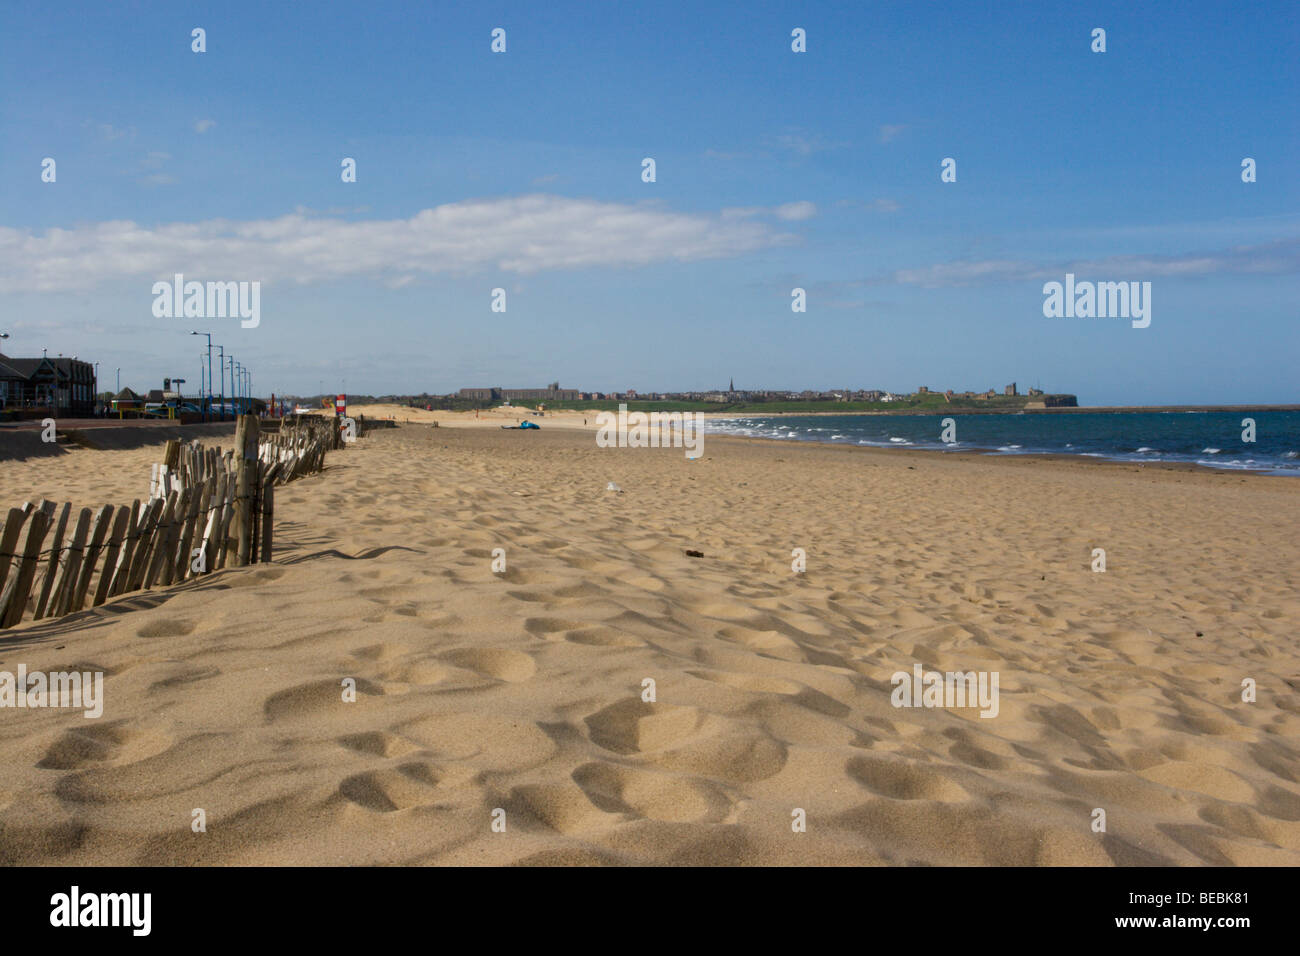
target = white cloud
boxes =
[89,122,133,142]
[194,119,217,133]
[879,124,906,144]
[774,201,817,221]
[882,239,1300,286]
[835,198,900,213]
[703,148,750,160]
[770,129,842,156]
[0,194,799,292]
[720,203,817,222]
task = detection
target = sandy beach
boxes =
[1,418,1298,866]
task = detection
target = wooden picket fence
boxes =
[0,414,344,630]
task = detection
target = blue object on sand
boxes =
[519,420,540,429]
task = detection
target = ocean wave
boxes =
[1197,458,1258,470]
[691,414,1300,475]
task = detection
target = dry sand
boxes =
[1,420,1298,865]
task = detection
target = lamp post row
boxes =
[191,331,258,420]
[5,328,260,421]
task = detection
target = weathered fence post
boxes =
[0,509,49,628]
[259,473,275,563]
[234,414,260,567]
[3,416,347,626]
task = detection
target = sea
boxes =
[706,410,1300,476]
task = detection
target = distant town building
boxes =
[458,383,580,402]
[1005,383,1017,396]
[111,387,144,413]
[0,351,97,416]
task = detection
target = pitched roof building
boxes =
[0,352,97,417]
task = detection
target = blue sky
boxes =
[1,0,1296,404]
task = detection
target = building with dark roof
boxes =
[0,352,97,416]
[458,384,580,402]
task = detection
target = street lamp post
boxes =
[172,377,186,419]
[191,331,214,422]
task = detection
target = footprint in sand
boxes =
[714,625,806,661]
[337,762,441,812]
[352,642,412,662]
[1137,762,1256,802]
[136,618,196,638]
[584,699,704,754]
[685,599,761,621]
[557,555,626,576]
[439,647,535,682]
[0,821,92,863]
[398,712,556,770]
[383,661,451,685]
[148,665,221,692]
[551,581,613,600]
[656,729,788,783]
[562,626,644,648]
[686,669,851,718]
[337,730,419,758]
[846,754,970,802]
[223,567,286,588]
[572,761,732,824]
[38,722,174,770]
[509,780,623,835]
[523,617,584,637]
[615,573,667,592]
[263,677,386,721]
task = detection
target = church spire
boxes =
[730,377,734,392]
